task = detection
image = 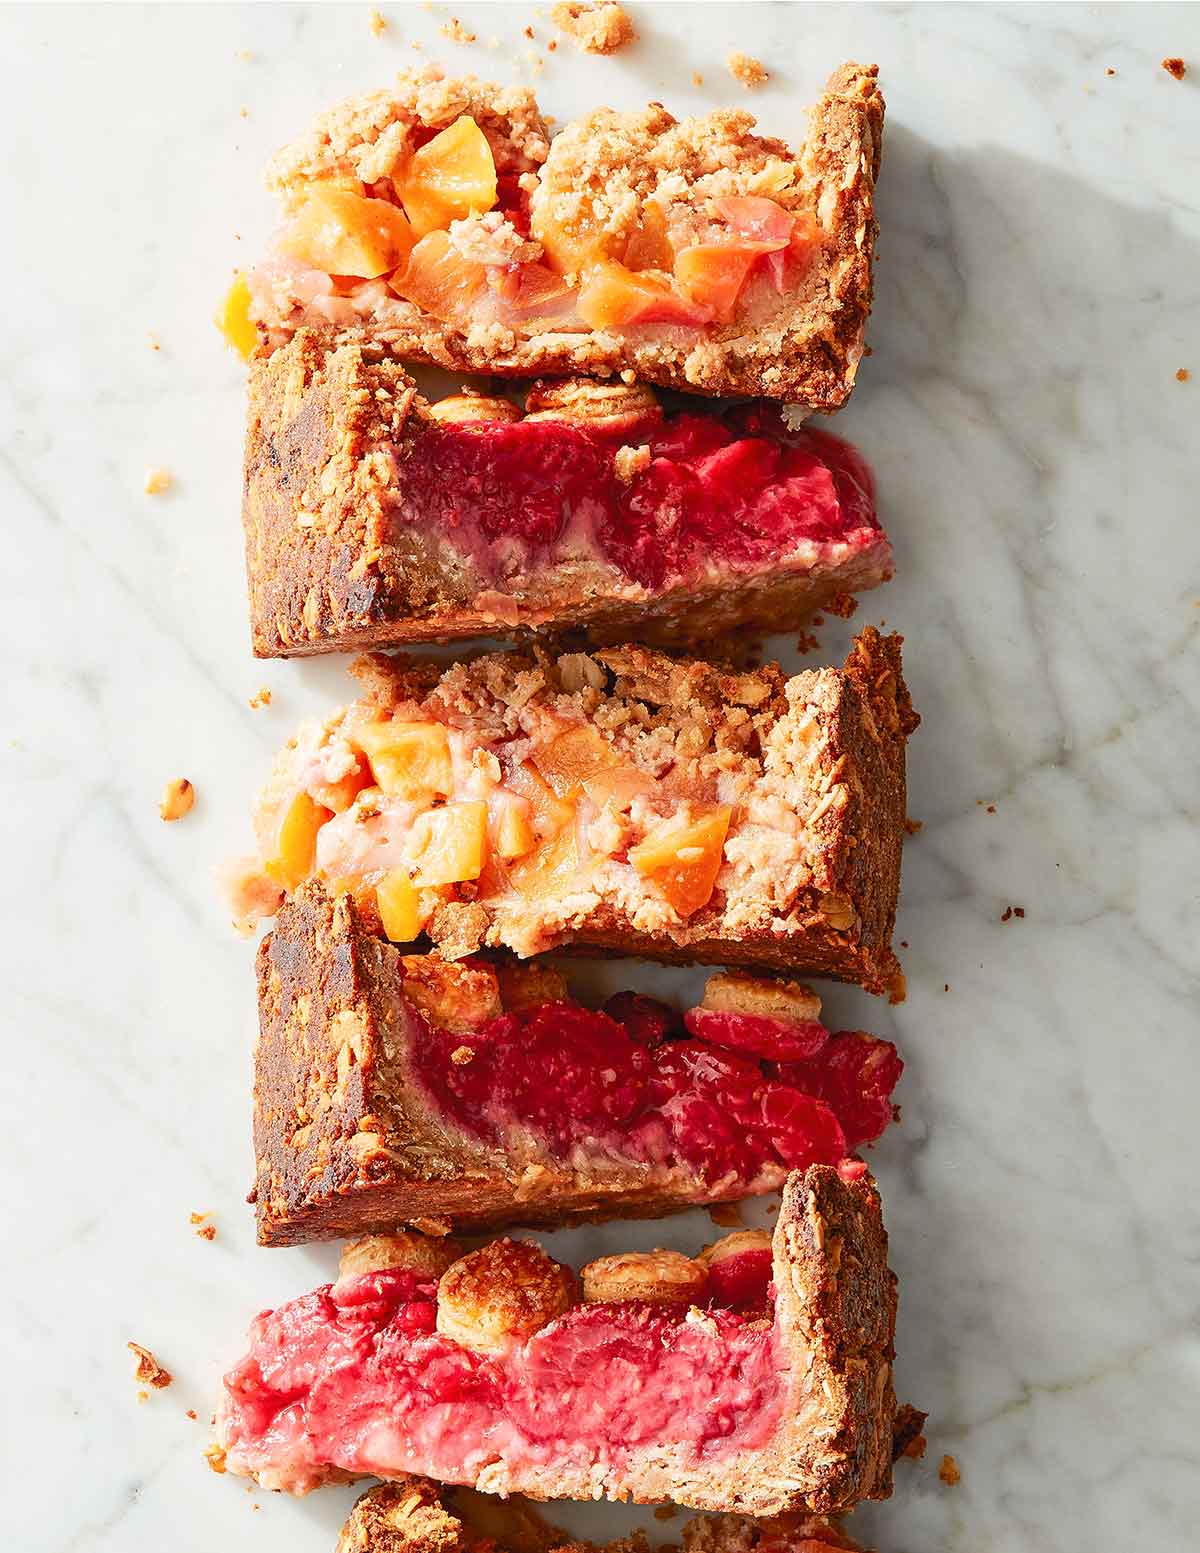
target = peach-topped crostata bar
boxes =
[245,330,893,656]
[231,633,917,990]
[254,882,904,1244]
[223,62,883,407]
[338,1476,878,1553]
[218,1166,902,1514]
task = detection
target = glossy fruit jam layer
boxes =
[410,995,901,1190]
[395,407,880,592]
[220,1267,785,1495]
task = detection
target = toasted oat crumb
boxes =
[196,1222,217,1241]
[190,1210,212,1225]
[523,24,535,38]
[1177,368,1191,382]
[146,332,161,351]
[128,1342,173,1389]
[450,1045,476,1065]
[137,1390,149,1403]
[904,817,923,836]
[986,803,996,813]
[368,8,387,35]
[160,777,195,822]
[943,983,950,993]
[186,1408,198,1420]
[551,1,635,54]
[823,592,859,619]
[547,38,557,51]
[1162,57,1186,80]
[442,16,477,43]
[653,1507,679,1522]
[728,51,768,88]
[248,686,273,709]
[239,106,249,119]
[205,1444,228,1474]
[143,466,172,495]
[707,1202,744,1228]
[1105,66,1116,76]
[692,71,704,87]
[939,1453,961,1486]
[795,630,821,655]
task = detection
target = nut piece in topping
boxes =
[728,51,769,87]
[437,1239,575,1351]
[428,391,523,425]
[550,1,635,54]
[581,1249,708,1306]
[339,1231,464,1284]
[400,954,502,1031]
[700,971,822,1025]
[128,1342,173,1389]
[525,376,661,435]
[159,777,195,822]
[494,960,569,1010]
[698,1228,772,1269]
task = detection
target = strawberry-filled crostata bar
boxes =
[218,1166,902,1515]
[244,331,892,657]
[229,634,917,991]
[254,882,904,1244]
[220,63,883,408]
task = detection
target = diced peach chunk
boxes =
[264,791,333,892]
[409,801,488,887]
[395,115,498,236]
[629,804,732,918]
[355,721,453,800]
[623,204,675,272]
[532,725,619,798]
[508,827,589,901]
[712,196,795,246]
[216,272,258,360]
[393,230,489,324]
[582,766,657,808]
[491,791,537,860]
[674,244,765,318]
[309,763,372,815]
[577,261,714,329]
[505,761,575,838]
[279,187,415,278]
[377,869,425,943]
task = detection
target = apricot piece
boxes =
[264,791,333,892]
[409,802,488,887]
[492,791,537,860]
[629,804,732,917]
[711,195,795,245]
[674,243,765,318]
[355,721,453,800]
[393,230,488,324]
[624,203,675,272]
[577,260,714,329]
[309,763,372,814]
[532,725,619,798]
[505,761,575,838]
[395,115,498,236]
[216,272,257,360]
[508,827,588,900]
[377,869,425,943]
[278,187,414,278]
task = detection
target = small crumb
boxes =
[899,940,909,950]
[1000,906,1012,923]
[450,1045,476,1066]
[939,1453,961,1486]
[137,1390,149,1403]
[143,466,172,495]
[442,17,477,43]
[409,1215,454,1237]
[1177,368,1191,382]
[547,38,557,51]
[1162,57,1186,80]
[1014,906,1025,919]
[368,8,387,35]
[654,1507,679,1522]
[160,777,195,823]
[248,687,273,710]
[146,332,161,352]
[238,106,249,119]
[614,443,652,482]
[196,1222,217,1242]
[411,39,423,51]
[205,1444,228,1475]
[823,592,858,620]
[236,48,254,62]
[253,1504,261,1512]
[707,1201,744,1228]
[523,24,535,38]
[943,983,950,993]
[728,51,768,88]
[795,630,821,655]
[1105,66,1116,76]
[186,1409,198,1420]
[900,1429,928,1460]
[692,71,704,87]
[551,1,635,54]
[189,1210,212,1225]
[904,817,923,836]
[128,1342,173,1390]
[986,804,996,814]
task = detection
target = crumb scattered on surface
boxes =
[1177,368,1191,382]
[904,817,923,836]
[137,1390,149,1403]
[547,38,557,51]
[128,1342,173,1390]
[160,777,195,822]
[899,940,909,949]
[939,1453,961,1486]
[205,1444,228,1474]
[728,51,768,87]
[146,332,161,351]
[943,983,950,993]
[442,17,477,43]
[523,24,535,38]
[186,1408,198,1420]
[368,8,387,35]
[1105,66,1116,76]
[823,592,858,619]
[239,106,249,119]
[654,1506,680,1522]
[1162,57,1186,79]
[707,1201,744,1228]
[190,1210,212,1225]
[795,630,821,655]
[196,1222,217,1241]
[900,1429,927,1460]
[693,71,704,87]
[248,687,273,709]
[143,466,171,495]
[986,803,996,813]
[236,48,254,62]
[551,1,635,54]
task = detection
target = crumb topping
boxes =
[551,1,636,55]
[728,52,769,88]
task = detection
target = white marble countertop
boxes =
[4,3,1199,1550]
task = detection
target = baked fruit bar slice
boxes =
[338,1476,874,1553]
[218,1164,900,1514]
[244,330,893,658]
[225,62,883,408]
[231,632,917,991]
[254,881,903,1244]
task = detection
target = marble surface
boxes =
[3,3,1199,1550]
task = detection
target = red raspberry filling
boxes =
[410,997,901,1189]
[221,1267,784,1493]
[395,408,879,591]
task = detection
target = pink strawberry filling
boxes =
[410,999,902,1190]
[220,1267,786,1494]
[394,408,880,591]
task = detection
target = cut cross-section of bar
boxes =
[253,883,903,1244]
[243,332,893,657]
[218,1165,900,1516]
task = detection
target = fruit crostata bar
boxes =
[253,882,903,1244]
[244,330,892,657]
[231,633,916,990]
[338,1476,874,1553]
[218,1165,900,1514]
[222,62,883,407]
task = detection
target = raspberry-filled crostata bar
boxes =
[338,1476,876,1553]
[254,882,903,1244]
[232,633,917,990]
[244,331,892,657]
[218,1165,901,1514]
[224,62,883,408]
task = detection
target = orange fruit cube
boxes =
[532,725,619,798]
[673,244,764,319]
[264,791,333,892]
[392,230,489,324]
[355,721,453,800]
[711,196,795,246]
[577,260,714,329]
[629,804,732,918]
[216,271,258,360]
[508,827,588,901]
[492,792,537,860]
[505,761,576,838]
[377,869,425,943]
[623,204,675,273]
[278,187,415,278]
[395,115,498,236]
[582,766,656,808]
[409,801,488,887]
